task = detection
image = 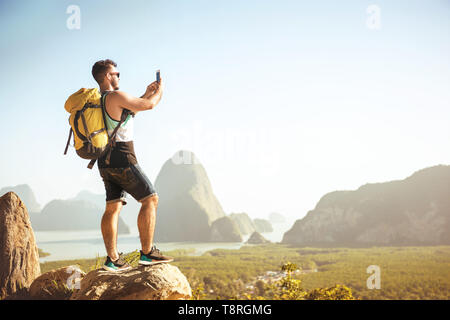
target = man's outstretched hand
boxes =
[145,78,163,98]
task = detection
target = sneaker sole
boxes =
[102,265,132,272]
[138,259,174,266]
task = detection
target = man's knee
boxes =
[104,201,123,215]
[141,194,159,207]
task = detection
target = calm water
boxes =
[36,222,294,262]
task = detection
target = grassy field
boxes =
[40,244,450,300]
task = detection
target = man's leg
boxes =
[101,201,123,261]
[137,194,159,254]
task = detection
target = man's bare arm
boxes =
[115,79,164,114]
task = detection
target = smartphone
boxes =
[156,69,161,83]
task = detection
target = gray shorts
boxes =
[99,164,157,205]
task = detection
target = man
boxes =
[91,59,172,272]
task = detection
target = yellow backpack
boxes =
[63,88,129,169]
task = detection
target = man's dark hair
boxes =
[92,59,117,83]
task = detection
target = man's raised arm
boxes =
[114,79,164,114]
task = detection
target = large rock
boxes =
[154,150,226,241]
[210,216,243,242]
[70,264,191,300]
[283,165,450,246]
[29,266,86,300]
[0,192,40,299]
[0,184,40,213]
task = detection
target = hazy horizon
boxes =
[2,154,447,223]
[1,0,449,221]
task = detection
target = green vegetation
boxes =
[295,246,450,300]
[240,262,355,300]
[40,244,450,300]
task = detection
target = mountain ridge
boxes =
[283,165,450,246]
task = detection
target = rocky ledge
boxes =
[0,191,192,300]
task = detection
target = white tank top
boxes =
[102,90,134,142]
[104,111,134,142]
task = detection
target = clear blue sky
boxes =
[1,0,449,220]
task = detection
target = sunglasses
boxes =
[110,72,120,78]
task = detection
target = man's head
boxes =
[92,59,120,90]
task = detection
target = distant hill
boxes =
[229,213,256,235]
[228,213,273,235]
[30,199,130,234]
[0,184,40,213]
[283,165,450,246]
[246,231,270,244]
[153,150,226,241]
[73,190,140,230]
[210,216,243,242]
[268,212,286,224]
[73,190,105,208]
[253,219,273,233]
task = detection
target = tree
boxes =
[304,285,356,300]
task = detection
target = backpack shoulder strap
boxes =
[101,90,111,109]
[63,127,73,155]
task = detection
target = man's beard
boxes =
[114,85,120,90]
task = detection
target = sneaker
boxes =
[139,246,174,266]
[103,253,132,272]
